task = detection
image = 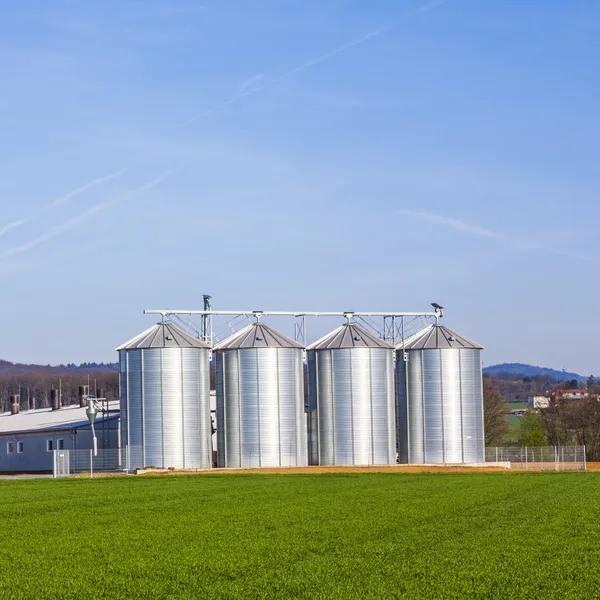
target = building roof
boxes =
[116,322,210,351]
[213,323,303,350]
[307,323,393,350]
[397,324,483,350]
[0,401,120,436]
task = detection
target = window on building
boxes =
[58,439,65,450]
[46,440,54,452]
[6,442,13,454]
[17,442,24,454]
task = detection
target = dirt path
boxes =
[137,464,512,476]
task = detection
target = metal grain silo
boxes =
[214,322,306,468]
[396,325,484,464]
[307,323,396,466]
[117,322,212,471]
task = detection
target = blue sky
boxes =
[0,0,599,373]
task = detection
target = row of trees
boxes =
[482,380,542,445]
[540,395,600,461]
[484,378,600,460]
[484,371,600,403]
[0,372,119,413]
[483,372,563,402]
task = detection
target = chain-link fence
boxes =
[53,445,587,476]
[486,446,586,471]
[53,448,126,478]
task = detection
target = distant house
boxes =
[528,396,550,409]
[553,389,587,401]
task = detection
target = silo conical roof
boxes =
[213,322,303,350]
[116,322,211,350]
[396,324,483,350]
[307,323,393,350]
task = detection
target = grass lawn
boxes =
[501,414,523,445]
[505,402,529,411]
[1,473,600,599]
[506,413,523,430]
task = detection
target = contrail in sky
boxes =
[176,28,387,127]
[177,0,448,128]
[396,208,595,262]
[0,165,135,241]
[0,171,173,262]
[51,165,134,207]
[395,210,503,239]
[1,0,446,250]
[0,220,28,240]
[0,204,108,261]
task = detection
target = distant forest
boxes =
[0,359,220,413]
[483,363,590,382]
[0,360,117,375]
[484,369,591,402]
[0,359,119,412]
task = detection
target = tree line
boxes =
[0,372,119,412]
[484,375,600,461]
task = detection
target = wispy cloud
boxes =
[283,26,391,78]
[406,0,449,20]
[395,210,502,239]
[51,165,134,207]
[0,220,28,239]
[0,171,173,263]
[175,27,387,128]
[395,209,595,263]
[0,203,108,261]
[0,166,134,242]
[3,0,445,254]
[177,0,447,128]
[236,74,266,97]
[126,0,211,19]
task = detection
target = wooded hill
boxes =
[0,360,118,412]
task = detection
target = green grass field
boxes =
[1,473,599,599]
[506,413,523,430]
[505,402,529,411]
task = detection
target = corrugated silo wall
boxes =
[310,347,396,466]
[216,348,307,468]
[307,351,319,466]
[126,350,143,469]
[215,351,231,468]
[398,348,484,464]
[396,353,408,464]
[122,348,211,470]
[119,351,128,449]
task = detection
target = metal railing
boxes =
[485,446,586,471]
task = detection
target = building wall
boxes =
[0,418,119,473]
[529,396,550,409]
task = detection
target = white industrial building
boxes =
[0,402,119,473]
[528,396,550,409]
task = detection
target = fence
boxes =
[53,445,588,476]
[53,448,127,478]
[53,446,211,477]
[485,446,586,471]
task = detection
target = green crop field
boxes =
[506,413,523,430]
[505,402,529,410]
[1,473,600,599]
